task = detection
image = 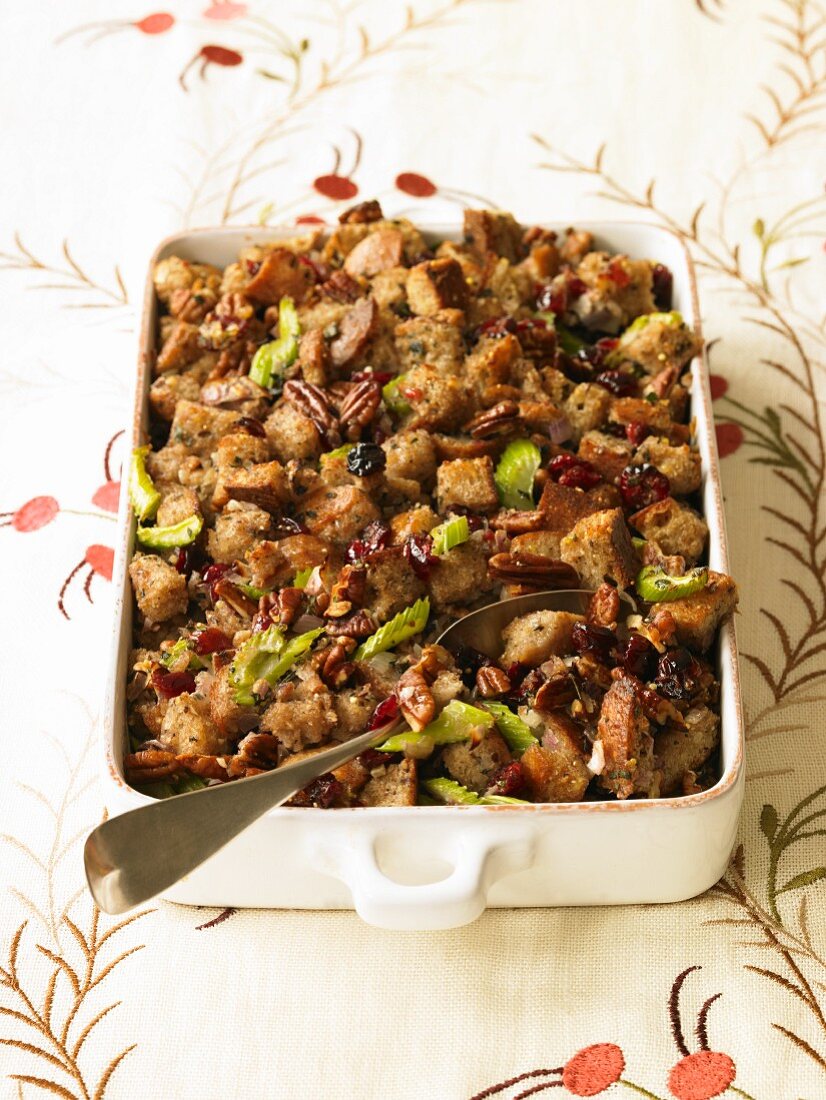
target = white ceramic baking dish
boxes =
[102,221,744,930]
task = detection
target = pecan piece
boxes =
[475,666,512,698]
[326,563,367,618]
[320,270,364,303]
[282,379,341,447]
[324,610,377,638]
[339,199,383,224]
[227,731,282,777]
[213,578,258,618]
[489,509,548,535]
[257,587,303,629]
[488,551,580,589]
[124,750,182,784]
[396,667,435,732]
[176,754,229,781]
[319,641,356,688]
[339,379,381,440]
[200,375,269,408]
[587,583,621,628]
[464,401,523,440]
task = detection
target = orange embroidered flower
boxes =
[561,1043,625,1096]
[1,495,60,532]
[667,1050,736,1100]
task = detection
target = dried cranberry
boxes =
[625,420,650,447]
[518,668,547,700]
[656,647,702,699]
[619,634,658,680]
[303,774,344,808]
[454,644,493,688]
[652,263,673,310]
[245,259,261,276]
[346,442,386,477]
[477,316,518,340]
[608,258,631,288]
[351,369,394,385]
[558,462,601,490]
[202,562,231,600]
[506,662,524,684]
[358,747,398,770]
[487,761,527,798]
[236,416,267,438]
[367,695,400,730]
[151,668,196,700]
[174,547,191,575]
[548,453,580,479]
[602,422,628,439]
[618,464,671,510]
[347,520,391,562]
[595,369,638,397]
[251,611,272,633]
[571,621,617,664]
[567,275,587,298]
[192,627,232,655]
[404,533,438,579]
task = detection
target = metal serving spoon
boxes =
[85,588,603,914]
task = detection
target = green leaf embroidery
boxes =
[760,803,778,843]
[776,868,826,895]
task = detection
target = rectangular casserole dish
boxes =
[102,221,745,930]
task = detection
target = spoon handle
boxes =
[85,727,381,914]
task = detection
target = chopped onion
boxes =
[586,739,605,776]
[547,415,573,444]
[292,613,324,633]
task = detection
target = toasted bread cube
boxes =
[155,322,203,375]
[633,437,702,496]
[383,429,439,486]
[161,693,228,756]
[212,431,272,507]
[260,696,337,753]
[609,397,676,436]
[662,571,738,652]
[394,310,465,375]
[363,548,426,622]
[540,366,574,403]
[578,430,634,483]
[155,486,201,529]
[129,552,188,624]
[574,252,656,332]
[629,497,708,565]
[208,664,257,737]
[297,485,381,546]
[264,401,323,463]
[222,461,290,514]
[361,757,418,806]
[500,610,584,668]
[463,332,522,392]
[149,372,202,421]
[390,505,439,544]
[206,502,272,563]
[564,383,613,443]
[442,729,512,794]
[560,508,637,589]
[436,456,498,514]
[332,692,377,742]
[145,443,189,488]
[521,714,590,802]
[169,400,239,458]
[297,328,328,386]
[510,529,564,560]
[560,229,594,266]
[596,676,655,799]
[246,534,328,590]
[154,256,222,307]
[656,705,719,796]
[463,209,523,262]
[427,540,492,610]
[406,258,469,316]
[244,247,313,305]
[539,481,620,537]
[616,318,701,375]
[402,365,470,432]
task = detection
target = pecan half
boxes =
[339,379,381,440]
[213,578,258,618]
[326,563,367,618]
[124,750,182,784]
[465,401,523,439]
[319,641,356,688]
[475,666,512,698]
[257,587,303,629]
[587,583,621,628]
[283,379,341,447]
[320,270,364,303]
[200,375,269,408]
[227,731,282,777]
[488,551,579,590]
[324,610,377,638]
[339,199,383,224]
[489,509,548,535]
[396,667,435,731]
[176,754,229,781]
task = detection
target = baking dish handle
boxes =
[334,830,535,930]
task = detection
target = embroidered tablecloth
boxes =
[1,2,825,1097]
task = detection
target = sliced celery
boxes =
[354,597,430,661]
